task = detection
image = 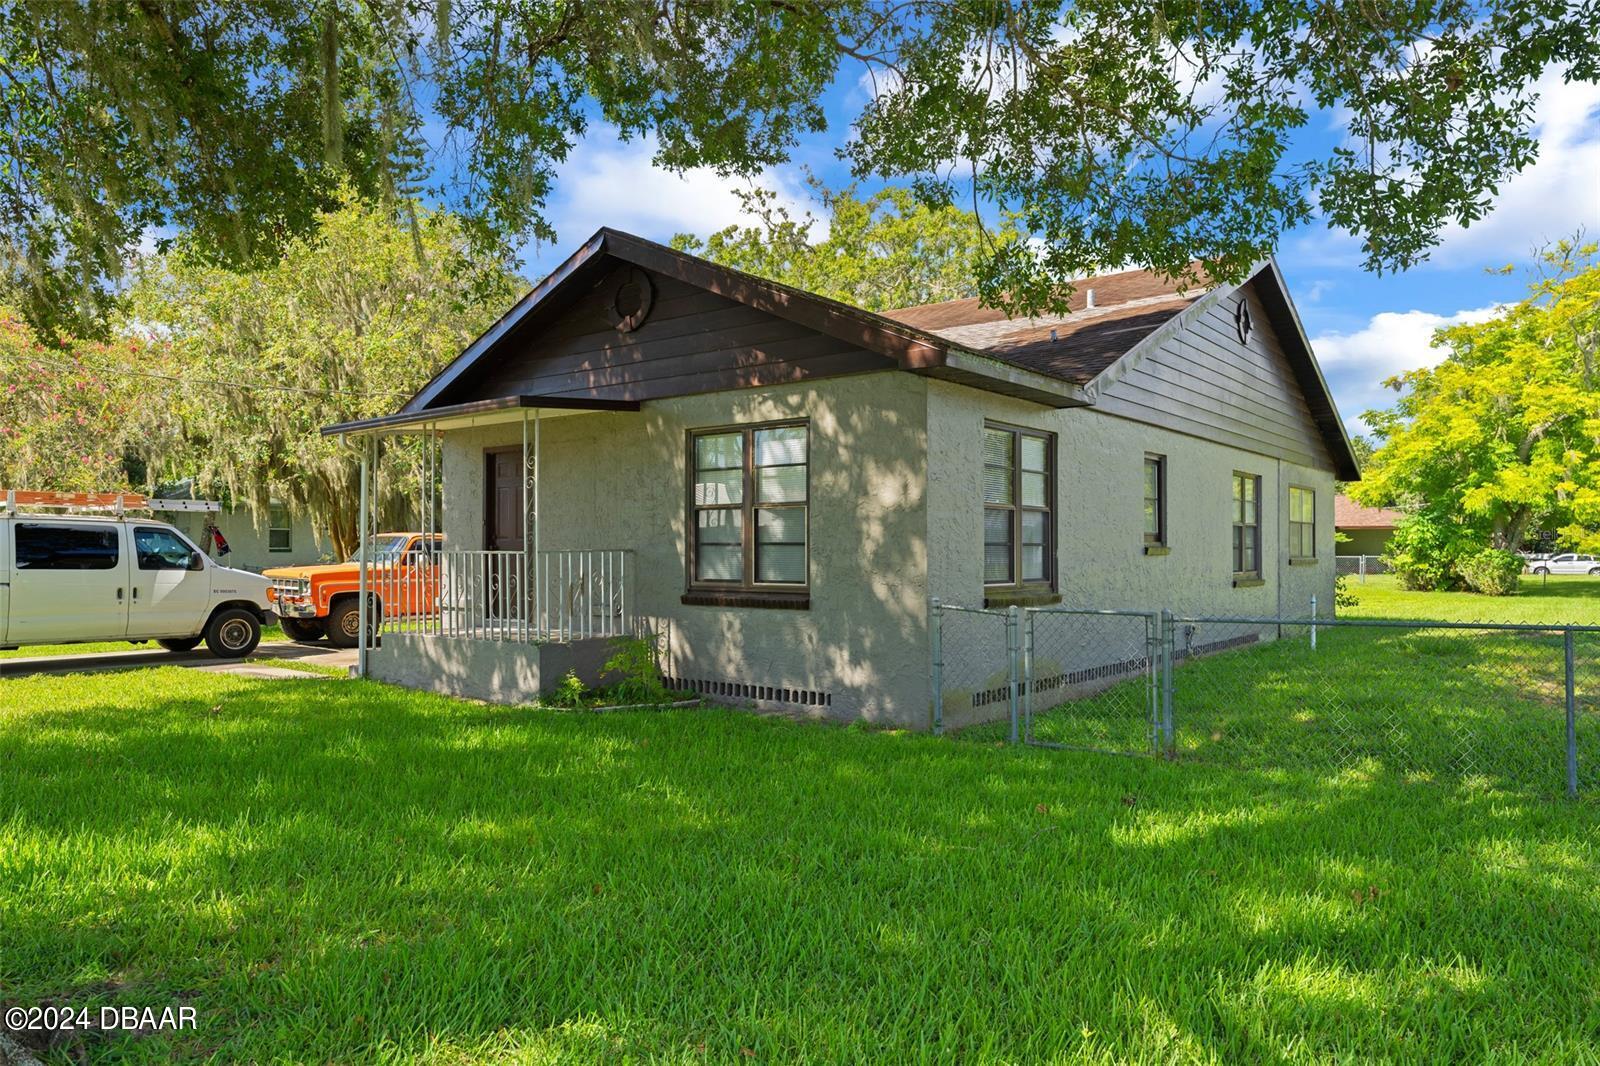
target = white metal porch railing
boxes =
[367,548,634,643]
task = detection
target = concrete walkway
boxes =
[0,640,357,680]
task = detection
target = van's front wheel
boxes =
[205,608,262,658]
[156,637,203,653]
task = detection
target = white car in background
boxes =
[1528,553,1600,576]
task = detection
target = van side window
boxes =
[16,523,120,570]
[135,527,201,571]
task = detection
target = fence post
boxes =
[1359,554,1367,583]
[1566,627,1579,799]
[1023,609,1035,744]
[1309,594,1318,652]
[1007,604,1021,745]
[930,598,944,736]
[1160,609,1175,756]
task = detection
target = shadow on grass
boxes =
[2,669,1598,1062]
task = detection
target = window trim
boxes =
[1231,471,1263,582]
[1143,453,1167,548]
[1288,485,1316,561]
[267,499,293,553]
[982,421,1057,592]
[685,419,811,594]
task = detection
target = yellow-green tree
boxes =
[1358,242,1600,554]
[128,196,520,558]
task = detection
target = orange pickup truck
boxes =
[265,532,441,646]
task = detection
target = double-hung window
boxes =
[1143,454,1166,547]
[1232,472,1262,578]
[268,500,292,553]
[689,421,808,590]
[983,423,1054,588]
[1289,486,1316,560]
[1286,486,1312,560]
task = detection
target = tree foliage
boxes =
[0,309,155,491]
[2,0,1595,334]
[126,196,520,558]
[1357,242,1600,559]
[672,182,1016,311]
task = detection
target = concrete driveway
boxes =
[0,640,357,680]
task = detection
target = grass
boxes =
[1,672,1598,1062]
[0,625,289,659]
[1341,573,1600,625]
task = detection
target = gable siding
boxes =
[446,261,894,404]
[1092,284,1335,471]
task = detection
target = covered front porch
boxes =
[327,395,643,700]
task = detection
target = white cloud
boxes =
[1313,304,1502,432]
[529,124,813,267]
[1287,68,1600,271]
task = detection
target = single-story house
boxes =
[326,228,1358,730]
[157,480,323,572]
[1334,493,1403,557]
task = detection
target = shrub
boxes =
[1457,547,1523,596]
[1333,573,1359,609]
[601,634,672,706]
[1382,514,1466,591]
[544,670,588,709]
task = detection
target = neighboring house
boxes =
[157,481,323,572]
[327,228,1358,730]
[1334,494,1403,557]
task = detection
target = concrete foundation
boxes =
[368,633,617,705]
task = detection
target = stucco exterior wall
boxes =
[437,371,932,726]
[926,380,1337,615]
[420,368,1336,730]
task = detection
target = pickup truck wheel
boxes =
[280,617,325,642]
[156,637,203,653]
[1533,566,1550,575]
[325,597,378,648]
[205,608,261,658]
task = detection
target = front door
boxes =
[7,520,129,644]
[484,449,525,619]
[129,525,211,637]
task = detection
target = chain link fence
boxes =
[1334,554,1389,578]
[931,600,1599,798]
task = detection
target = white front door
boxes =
[129,525,212,637]
[6,521,129,644]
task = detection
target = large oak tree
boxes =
[1,0,1595,335]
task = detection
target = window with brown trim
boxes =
[1143,454,1166,546]
[1289,486,1316,560]
[689,421,808,590]
[983,423,1054,588]
[1232,472,1262,577]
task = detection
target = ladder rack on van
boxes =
[0,490,222,516]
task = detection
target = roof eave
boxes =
[916,348,1093,408]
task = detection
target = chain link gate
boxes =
[1021,607,1164,755]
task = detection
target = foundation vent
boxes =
[666,676,833,710]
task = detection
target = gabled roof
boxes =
[382,228,1358,479]
[1335,494,1403,529]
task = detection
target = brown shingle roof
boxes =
[1334,494,1403,529]
[881,267,1208,384]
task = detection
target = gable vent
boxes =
[665,676,833,710]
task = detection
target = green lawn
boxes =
[3,670,1599,1062]
[1342,573,1600,624]
[0,625,289,659]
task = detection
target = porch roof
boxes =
[322,394,641,438]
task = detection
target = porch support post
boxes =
[356,434,372,677]
[521,412,531,641]
[533,409,541,634]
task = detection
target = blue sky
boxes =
[510,64,1600,440]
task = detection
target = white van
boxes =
[0,514,275,657]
